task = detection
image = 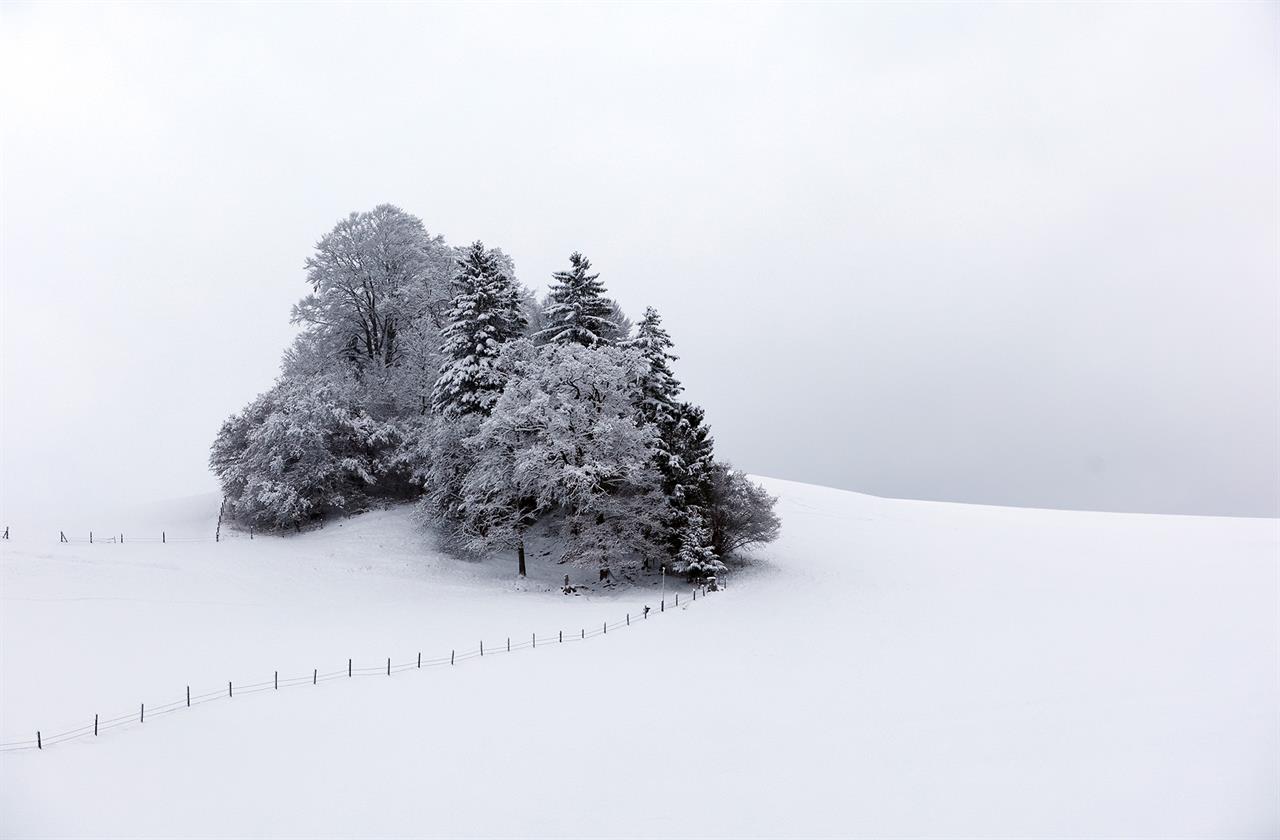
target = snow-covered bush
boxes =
[705,463,782,558]
[210,375,410,530]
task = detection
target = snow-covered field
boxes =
[1,477,1276,838]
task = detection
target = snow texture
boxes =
[1,478,1276,838]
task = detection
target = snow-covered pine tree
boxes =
[623,307,682,428]
[672,514,725,579]
[432,241,528,416]
[536,252,616,347]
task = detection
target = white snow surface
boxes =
[1,478,1276,838]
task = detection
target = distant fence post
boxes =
[186,686,190,707]
[348,659,352,678]
[451,650,455,665]
[60,531,67,543]
[90,531,93,544]
[229,681,232,698]
[162,531,166,544]
[386,658,390,676]
[313,669,317,685]
[140,704,144,723]
[36,731,40,750]
[94,715,98,736]
[274,671,278,690]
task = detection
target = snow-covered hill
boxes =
[1,478,1275,838]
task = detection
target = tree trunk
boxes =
[517,539,527,577]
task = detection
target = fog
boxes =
[1,1,1276,521]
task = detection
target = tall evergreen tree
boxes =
[432,242,527,416]
[666,401,717,520]
[536,252,615,347]
[623,307,682,428]
[622,308,716,560]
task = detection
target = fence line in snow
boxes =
[56,529,253,544]
[0,581,723,753]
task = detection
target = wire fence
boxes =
[0,582,722,753]
[56,530,254,544]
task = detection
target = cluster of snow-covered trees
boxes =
[210,205,780,579]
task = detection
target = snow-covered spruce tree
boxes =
[623,307,682,429]
[621,308,719,564]
[458,340,664,577]
[535,252,616,347]
[705,463,782,558]
[432,241,528,416]
[672,515,725,578]
[209,374,408,530]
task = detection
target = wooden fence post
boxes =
[387,657,390,676]
[90,531,93,544]
[627,613,630,626]
[274,671,278,690]
[140,704,144,723]
[417,652,421,669]
[162,531,166,544]
[94,715,98,736]
[348,659,352,678]
[313,668,317,685]
[532,633,536,649]
[229,681,232,698]
[187,686,190,707]
[451,649,455,665]
[36,731,40,750]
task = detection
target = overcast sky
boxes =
[1,1,1276,521]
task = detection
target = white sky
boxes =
[1,1,1276,520]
